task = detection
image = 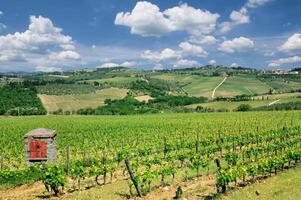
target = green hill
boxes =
[1,66,301,114]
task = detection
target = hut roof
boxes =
[25,128,56,138]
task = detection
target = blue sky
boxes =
[0,0,301,72]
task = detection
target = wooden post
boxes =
[103,150,107,185]
[215,158,221,171]
[125,159,142,197]
[66,145,70,176]
[0,156,3,171]
[164,136,167,158]
[196,132,199,153]
[83,139,87,165]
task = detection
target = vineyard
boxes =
[0,111,301,199]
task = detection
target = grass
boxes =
[214,76,270,97]
[38,88,128,112]
[183,76,224,98]
[151,73,194,83]
[153,74,270,98]
[187,97,301,111]
[264,79,301,93]
[187,100,273,111]
[221,164,301,200]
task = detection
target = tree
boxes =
[236,104,252,112]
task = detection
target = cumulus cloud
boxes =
[35,66,62,72]
[115,1,219,37]
[220,8,250,34]
[141,48,181,62]
[49,50,80,61]
[98,62,119,68]
[179,42,208,57]
[268,56,301,67]
[219,37,254,53]
[208,59,217,65]
[231,63,239,67]
[246,0,270,8]
[120,61,136,67]
[173,59,199,68]
[220,0,270,34]
[230,8,250,24]
[98,61,137,68]
[142,41,209,65]
[0,16,80,71]
[198,35,218,45]
[279,33,301,52]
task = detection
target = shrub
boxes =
[236,104,252,112]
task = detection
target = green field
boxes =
[264,79,301,93]
[183,76,224,98]
[187,100,272,110]
[38,87,128,112]
[187,98,301,111]
[0,111,301,199]
[214,76,271,97]
[222,164,301,200]
[153,74,273,99]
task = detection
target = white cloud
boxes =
[115,1,219,37]
[163,3,219,36]
[279,33,301,52]
[120,61,136,67]
[231,63,239,67]
[220,0,270,34]
[219,37,254,53]
[268,56,301,67]
[0,16,80,71]
[230,8,250,25]
[246,0,270,8]
[0,11,3,15]
[92,44,96,49]
[98,62,120,68]
[141,48,181,62]
[173,59,199,68]
[208,59,217,65]
[179,42,208,57]
[98,61,137,68]
[198,35,218,45]
[35,66,62,72]
[220,8,250,34]
[153,63,163,70]
[48,50,80,61]
[115,1,171,37]
[142,42,208,64]
[219,22,232,34]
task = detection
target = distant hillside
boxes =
[1,66,300,114]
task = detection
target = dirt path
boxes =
[144,175,216,200]
[268,99,280,106]
[212,77,227,99]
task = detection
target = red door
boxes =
[30,141,47,160]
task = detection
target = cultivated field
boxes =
[0,111,301,199]
[214,76,270,97]
[38,88,128,112]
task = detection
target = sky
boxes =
[0,0,301,72]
